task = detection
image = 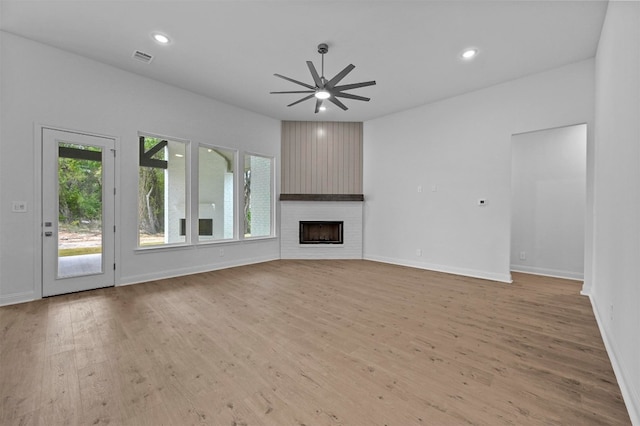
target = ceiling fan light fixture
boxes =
[315,90,331,100]
[319,105,327,111]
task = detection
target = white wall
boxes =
[363,59,594,283]
[0,32,280,305]
[591,1,640,423]
[511,124,586,280]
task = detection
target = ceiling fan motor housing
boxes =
[317,43,329,54]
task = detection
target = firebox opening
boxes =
[299,221,344,244]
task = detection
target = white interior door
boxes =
[42,128,115,297]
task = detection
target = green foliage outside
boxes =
[58,145,102,227]
[57,144,103,256]
[138,137,165,235]
[59,246,102,257]
[244,168,251,235]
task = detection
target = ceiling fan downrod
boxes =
[318,43,328,83]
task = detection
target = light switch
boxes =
[12,201,27,212]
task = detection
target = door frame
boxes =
[34,124,121,299]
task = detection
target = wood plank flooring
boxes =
[0,260,630,425]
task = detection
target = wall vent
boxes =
[132,50,153,64]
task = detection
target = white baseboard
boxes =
[364,254,512,283]
[0,290,37,307]
[586,293,640,425]
[119,255,279,287]
[510,265,584,281]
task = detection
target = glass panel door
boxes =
[42,128,115,297]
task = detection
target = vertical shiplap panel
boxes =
[292,121,298,193]
[319,122,327,193]
[326,122,332,193]
[300,123,313,194]
[291,122,297,193]
[307,122,314,193]
[342,123,347,193]
[333,123,344,194]
[284,121,291,192]
[311,121,318,193]
[281,121,287,192]
[291,121,297,192]
[353,123,362,193]
[344,122,350,194]
[339,122,345,193]
[356,122,363,192]
[330,122,336,193]
[282,121,288,192]
[297,121,303,193]
[345,122,352,193]
[345,123,352,193]
[286,121,292,193]
[280,121,362,194]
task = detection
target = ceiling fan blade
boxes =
[328,96,348,111]
[270,90,315,94]
[274,73,315,90]
[287,94,315,107]
[314,99,323,114]
[325,64,355,89]
[333,80,377,91]
[307,61,323,88]
[334,92,370,102]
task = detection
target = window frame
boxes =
[195,142,239,245]
[136,132,191,250]
[242,151,276,240]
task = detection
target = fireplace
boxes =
[280,200,363,259]
[299,221,343,244]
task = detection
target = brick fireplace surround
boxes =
[280,194,364,259]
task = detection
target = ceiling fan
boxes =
[270,43,376,113]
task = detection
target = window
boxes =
[243,153,274,238]
[138,135,188,247]
[198,145,236,242]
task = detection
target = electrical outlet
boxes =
[519,251,526,260]
[417,185,422,193]
[431,184,438,192]
[610,304,614,321]
[219,248,224,257]
[416,249,422,256]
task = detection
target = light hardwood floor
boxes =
[0,260,630,425]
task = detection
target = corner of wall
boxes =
[586,293,640,425]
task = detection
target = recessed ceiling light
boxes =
[461,48,478,60]
[153,33,170,44]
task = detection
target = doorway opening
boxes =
[510,124,587,280]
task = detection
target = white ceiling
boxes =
[0,0,607,122]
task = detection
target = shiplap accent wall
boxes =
[281,121,363,194]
